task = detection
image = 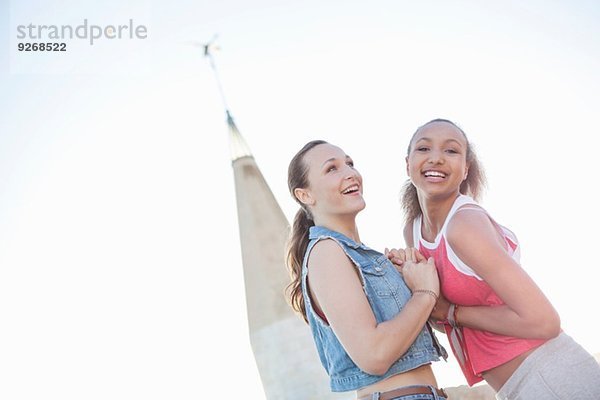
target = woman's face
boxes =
[296,143,365,220]
[406,121,469,198]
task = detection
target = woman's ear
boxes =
[405,156,410,176]
[294,187,314,206]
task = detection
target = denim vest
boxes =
[301,226,447,392]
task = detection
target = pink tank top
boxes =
[412,195,547,385]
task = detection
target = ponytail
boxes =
[285,208,314,323]
[400,179,421,225]
[285,140,327,323]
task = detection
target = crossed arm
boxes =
[306,238,437,375]
[398,210,560,340]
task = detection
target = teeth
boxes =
[342,185,359,194]
[424,171,446,178]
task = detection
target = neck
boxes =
[418,192,461,240]
[314,215,360,244]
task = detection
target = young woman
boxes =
[285,140,448,399]
[391,118,600,399]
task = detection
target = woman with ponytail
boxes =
[391,118,600,399]
[285,140,448,399]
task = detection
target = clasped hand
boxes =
[384,247,448,320]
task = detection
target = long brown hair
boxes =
[285,140,328,323]
[401,118,486,224]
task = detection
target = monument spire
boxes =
[226,110,252,161]
[202,35,252,161]
[203,37,351,399]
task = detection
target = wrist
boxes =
[447,303,461,328]
[434,303,462,328]
[412,289,438,310]
[430,305,446,321]
[436,300,450,319]
[412,289,439,303]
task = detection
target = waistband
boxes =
[358,385,447,400]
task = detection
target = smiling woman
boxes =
[284,140,449,399]
[398,118,600,399]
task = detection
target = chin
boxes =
[355,200,367,212]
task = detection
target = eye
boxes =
[326,165,337,173]
[346,160,354,168]
[445,148,460,154]
[416,146,429,152]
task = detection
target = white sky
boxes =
[1,1,599,399]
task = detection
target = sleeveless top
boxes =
[412,195,547,385]
[302,225,447,392]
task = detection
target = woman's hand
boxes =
[384,247,406,271]
[401,248,439,296]
[386,247,438,294]
[385,247,425,271]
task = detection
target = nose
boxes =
[428,149,445,164]
[344,164,359,179]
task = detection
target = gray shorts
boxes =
[496,332,600,400]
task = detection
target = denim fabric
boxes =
[388,396,445,400]
[370,385,447,400]
[302,226,447,392]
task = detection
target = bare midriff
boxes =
[482,347,537,391]
[356,364,438,399]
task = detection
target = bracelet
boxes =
[448,303,460,328]
[413,289,439,302]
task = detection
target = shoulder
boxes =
[447,206,503,246]
[447,205,490,231]
[306,238,361,294]
[446,207,511,271]
[308,238,355,271]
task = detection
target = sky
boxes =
[1,1,599,399]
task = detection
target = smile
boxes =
[341,184,360,194]
[423,170,447,178]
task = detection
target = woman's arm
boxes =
[307,239,438,376]
[399,223,445,334]
[442,209,560,339]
